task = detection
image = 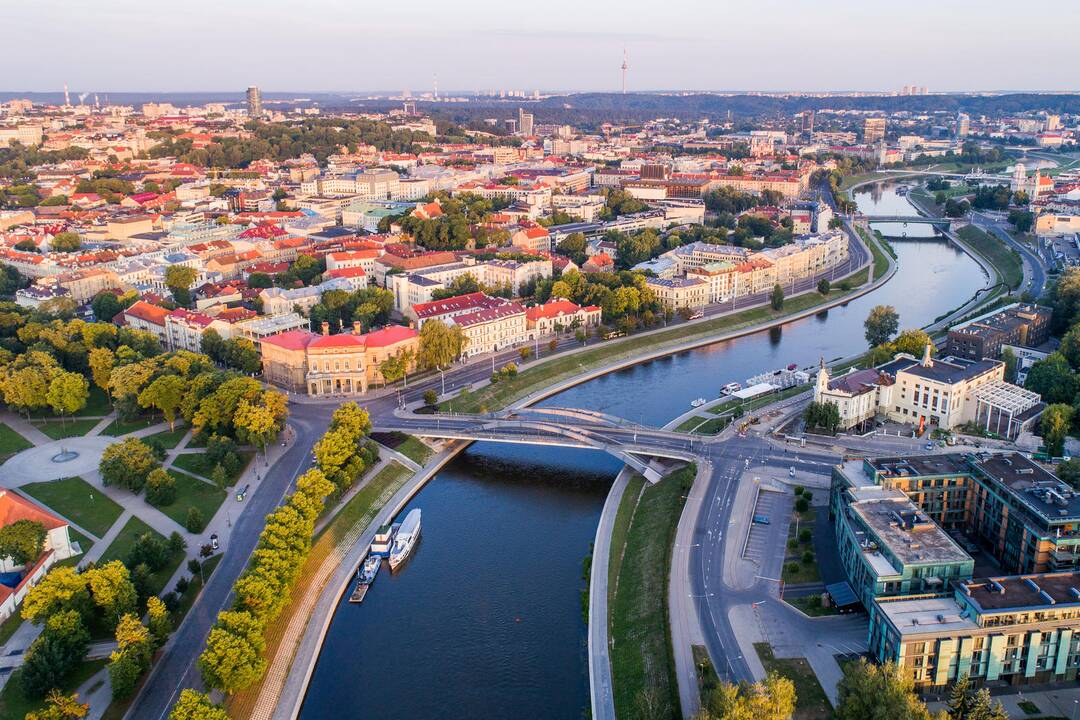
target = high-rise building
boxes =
[246,86,263,119]
[801,110,815,136]
[863,117,886,144]
[955,112,970,139]
[518,108,534,136]
[1045,114,1061,131]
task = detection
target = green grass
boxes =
[675,416,710,432]
[691,417,731,435]
[787,593,839,617]
[171,450,253,485]
[782,507,821,585]
[31,418,100,440]
[0,612,24,649]
[98,516,184,597]
[154,471,226,530]
[839,171,891,192]
[0,423,32,461]
[372,431,433,466]
[443,283,863,415]
[101,414,161,436]
[609,465,695,720]
[955,224,1024,290]
[607,475,646,593]
[709,384,810,418]
[0,658,107,720]
[693,645,721,705]
[1018,700,1042,715]
[754,643,833,720]
[143,424,190,449]
[856,226,892,281]
[21,477,123,538]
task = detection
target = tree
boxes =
[417,319,467,370]
[1025,352,1078,404]
[224,338,261,374]
[234,398,277,452]
[892,329,934,357]
[87,347,115,399]
[1000,346,1018,383]
[1040,403,1074,457]
[145,468,176,506]
[22,566,91,625]
[26,690,88,720]
[556,232,587,264]
[50,231,82,253]
[164,265,198,306]
[770,283,784,311]
[91,292,122,322]
[864,305,900,348]
[246,271,274,289]
[186,507,206,533]
[1060,325,1080,370]
[701,672,796,720]
[146,595,172,648]
[168,689,229,720]
[127,532,171,573]
[0,519,45,567]
[100,438,160,493]
[198,622,267,693]
[108,613,153,700]
[1007,209,1034,233]
[835,659,934,720]
[138,374,185,429]
[1056,458,1080,490]
[817,278,831,295]
[20,610,90,699]
[423,389,438,407]
[200,328,227,364]
[946,672,1006,720]
[87,561,138,630]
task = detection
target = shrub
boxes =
[798,528,813,544]
[786,562,800,575]
[128,533,170,573]
[795,497,810,513]
[801,551,815,565]
[423,389,437,407]
[168,531,187,556]
[186,507,206,533]
[175,577,189,594]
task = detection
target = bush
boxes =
[186,507,206,533]
[175,577,189,594]
[795,497,810,513]
[100,438,160,493]
[169,531,187,556]
[798,528,812,544]
[786,562,800,575]
[211,464,229,490]
[801,551,815,565]
[145,468,176,506]
[786,539,798,550]
[187,558,202,575]
[423,389,437,407]
[128,533,170,573]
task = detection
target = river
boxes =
[298,183,989,720]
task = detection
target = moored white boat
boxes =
[389,509,421,572]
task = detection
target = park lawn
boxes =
[955,225,1024,290]
[371,431,433,466]
[692,417,732,435]
[609,465,694,720]
[143,424,190,449]
[171,449,254,485]
[675,416,710,433]
[782,506,821,585]
[787,593,839,618]
[58,528,94,568]
[226,461,413,719]
[0,423,32,460]
[838,170,890,191]
[101,414,161,436]
[444,283,862,415]
[31,418,100,440]
[856,226,892,281]
[607,474,646,593]
[0,659,107,720]
[155,471,226,530]
[754,643,833,720]
[21,476,124,538]
[98,516,184,597]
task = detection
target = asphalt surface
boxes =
[969,210,1048,298]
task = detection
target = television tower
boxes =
[621,49,629,94]
[63,84,70,107]
[433,73,439,99]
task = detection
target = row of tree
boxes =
[195,404,374,695]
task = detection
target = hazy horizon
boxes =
[6,0,1079,94]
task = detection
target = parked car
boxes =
[789,467,796,477]
[752,515,770,525]
[210,534,219,550]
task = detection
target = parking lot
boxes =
[742,487,790,564]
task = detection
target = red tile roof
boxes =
[360,325,416,347]
[0,490,66,531]
[124,300,170,327]
[261,329,316,351]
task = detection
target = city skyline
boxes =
[5,0,1080,93]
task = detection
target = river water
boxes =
[299,183,989,720]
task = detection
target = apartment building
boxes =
[524,300,601,336]
[946,304,1052,361]
[412,292,528,356]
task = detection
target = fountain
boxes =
[51,445,79,463]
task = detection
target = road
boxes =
[969,210,1048,298]
[124,405,331,720]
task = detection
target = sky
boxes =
[5,0,1079,94]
